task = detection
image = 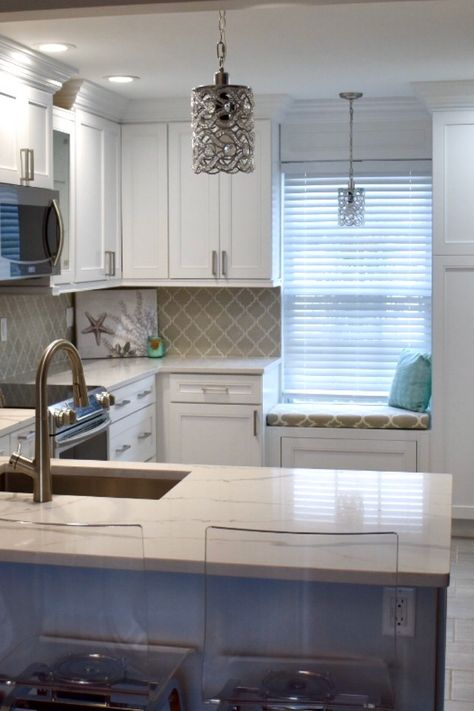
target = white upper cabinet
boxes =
[168,121,220,280]
[0,77,53,188]
[168,119,280,284]
[75,110,121,284]
[433,110,474,255]
[122,123,168,281]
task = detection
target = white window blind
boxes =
[282,160,432,403]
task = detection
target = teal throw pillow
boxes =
[388,349,432,412]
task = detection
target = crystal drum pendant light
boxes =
[191,10,255,174]
[338,92,365,227]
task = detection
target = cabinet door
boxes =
[109,404,156,463]
[23,87,53,189]
[431,257,474,518]
[52,108,76,286]
[103,119,121,282]
[122,123,168,280]
[75,110,107,283]
[281,436,417,471]
[220,120,274,280]
[168,403,262,465]
[0,74,22,184]
[433,111,474,256]
[168,122,219,279]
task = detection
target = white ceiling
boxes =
[0,0,473,101]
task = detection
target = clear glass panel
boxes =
[203,526,399,711]
[0,520,190,707]
[53,130,70,270]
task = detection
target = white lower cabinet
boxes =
[281,436,417,471]
[109,404,156,463]
[168,403,262,466]
[108,375,156,462]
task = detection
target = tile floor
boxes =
[445,537,474,710]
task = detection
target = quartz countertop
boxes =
[0,356,280,434]
[0,458,452,587]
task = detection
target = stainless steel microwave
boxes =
[0,183,64,280]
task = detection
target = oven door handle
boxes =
[54,418,110,454]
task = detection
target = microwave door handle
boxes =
[55,418,110,454]
[48,199,64,267]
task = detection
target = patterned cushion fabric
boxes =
[266,403,430,430]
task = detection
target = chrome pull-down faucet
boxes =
[9,339,89,503]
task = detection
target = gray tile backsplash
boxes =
[0,287,280,379]
[157,287,281,358]
[0,293,73,379]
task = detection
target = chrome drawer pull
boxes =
[200,386,229,393]
[138,432,152,440]
[115,444,131,454]
[18,430,35,441]
[137,389,152,399]
[115,399,131,408]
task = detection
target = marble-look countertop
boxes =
[0,459,452,587]
[0,356,280,434]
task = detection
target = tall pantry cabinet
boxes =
[428,97,474,519]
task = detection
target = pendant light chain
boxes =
[217,10,226,69]
[338,91,365,226]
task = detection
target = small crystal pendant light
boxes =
[338,92,365,227]
[191,9,255,174]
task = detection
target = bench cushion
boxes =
[266,403,430,430]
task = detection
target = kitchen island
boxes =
[0,460,452,711]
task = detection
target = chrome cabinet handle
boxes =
[253,409,258,437]
[105,250,116,277]
[222,250,228,277]
[212,250,218,277]
[137,389,152,399]
[138,432,152,440]
[115,399,131,408]
[18,430,35,442]
[20,148,34,184]
[115,444,131,454]
[201,386,229,393]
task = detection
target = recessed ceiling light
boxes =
[36,43,76,54]
[105,75,140,84]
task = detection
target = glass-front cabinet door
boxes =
[52,106,75,286]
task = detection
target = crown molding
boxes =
[122,93,291,123]
[71,79,130,122]
[0,33,77,93]
[284,96,430,124]
[412,81,474,111]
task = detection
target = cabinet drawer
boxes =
[11,424,36,459]
[0,434,9,457]
[169,373,261,404]
[109,404,156,462]
[110,375,156,423]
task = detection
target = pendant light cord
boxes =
[349,98,354,187]
[217,9,226,69]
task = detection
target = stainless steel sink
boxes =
[0,470,188,500]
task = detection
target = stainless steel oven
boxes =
[0,383,112,461]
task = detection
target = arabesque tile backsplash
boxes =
[0,287,280,379]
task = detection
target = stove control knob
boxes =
[53,409,65,428]
[95,391,115,409]
[63,408,77,426]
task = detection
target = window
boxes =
[282,160,432,403]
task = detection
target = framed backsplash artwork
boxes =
[75,289,158,359]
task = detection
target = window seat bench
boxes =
[266,403,430,430]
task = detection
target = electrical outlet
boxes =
[0,317,7,342]
[382,587,416,637]
[66,307,74,329]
